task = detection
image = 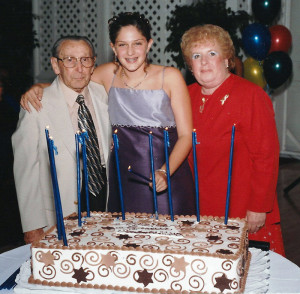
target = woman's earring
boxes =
[114,54,119,64]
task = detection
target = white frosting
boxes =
[31,212,249,293]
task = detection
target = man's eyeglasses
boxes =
[56,56,95,68]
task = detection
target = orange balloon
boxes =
[269,25,292,53]
[243,57,266,88]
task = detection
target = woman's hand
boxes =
[246,210,266,234]
[20,83,48,112]
[149,169,168,192]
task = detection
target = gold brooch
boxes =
[199,97,207,113]
[220,94,229,105]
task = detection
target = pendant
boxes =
[199,97,206,113]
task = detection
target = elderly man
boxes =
[12,36,111,244]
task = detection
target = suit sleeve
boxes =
[12,108,48,232]
[240,85,279,213]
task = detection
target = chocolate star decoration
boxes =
[72,267,89,284]
[214,273,233,292]
[101,252,116,268]
[39,250,55,266]
[117,234,132,240]
[101,226,115,230]
[206,235,221,241]
[157,239,172,246]
[136,269,153,287]
[226,225,239,230]
[217,249,233,255]
[172,257,189,273]
[70,230,84,237]
[181,220,194,226]
[124,243,140,248]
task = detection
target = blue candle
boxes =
[49,137,68,246]
[163,128,174,221]
[128,166,150,182]
[45,128,62,240]
[149,132,158,220]
[80,131,90,217]
[192,130,200,222]
[75,132,81,226]
[224,124,236,225]
[113,130,125,220]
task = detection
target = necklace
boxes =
[121,69,148,89]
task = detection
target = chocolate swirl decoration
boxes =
[133,234,151,240]
[228,236,240,242]
[189,275,205,291]
[191,247,209,253]
[110,251,119,262]
[84,268,95,281]
[173,238,190,245]
[126,254,137,265]
[113,262,131,278]
[171,280,183,291]
[228,243,239,249]
[141,244,160,250]
[91,231,105,236]
[97,264,110,277]
[153,269,169,282]
[39,265,56,279]
[60,259,74,274]
[165,244,186,251]
[191,259,207,275]
[192,241,212,249]
[85,251,101,266]
[199,221,211,226]
[99,241,116,247]
[162,255,174,266]
[52,250,62,260]
[230,279,239,290]
[139,254,157,270]
[214,224,228,230]
[68,238,80,244]
[207,228,220,233]
[86,241,97,246]
[72,252,84,267]
[222,260,233,271]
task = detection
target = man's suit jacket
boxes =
[12,77,111,232]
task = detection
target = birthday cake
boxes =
[29,212,250,293]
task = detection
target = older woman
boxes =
[181,24,284,255]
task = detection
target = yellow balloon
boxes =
[243,57,267,88]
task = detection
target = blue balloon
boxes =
[242,23,271,61]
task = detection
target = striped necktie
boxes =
[76,94,106,196]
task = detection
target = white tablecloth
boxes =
[0,245,299,293]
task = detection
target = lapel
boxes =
[45,78,76,161]
[88,81,110,164]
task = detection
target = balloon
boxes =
[269,25,292,53]
[243,57,266,88]
[252,0,281,25]
[263,51,292,89]
[242,23,271,61]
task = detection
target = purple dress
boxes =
[107,71,195,216]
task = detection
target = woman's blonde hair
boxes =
[181,24,235,70]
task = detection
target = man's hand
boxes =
[246,210,266,234]
[24,228,44,244]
